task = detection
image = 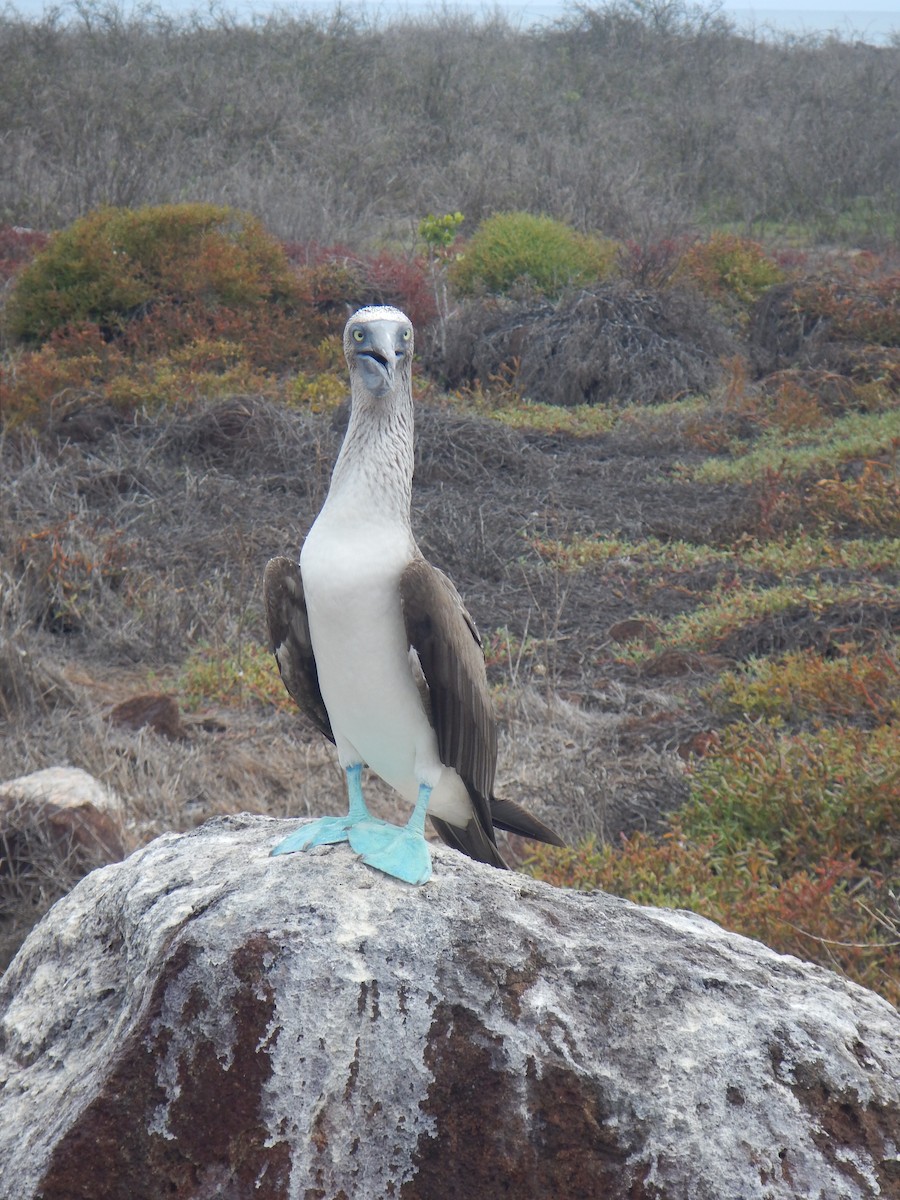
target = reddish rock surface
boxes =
[0,766,127,873]
[109,692,190,740]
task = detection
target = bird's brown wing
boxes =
[401,558,565,860]
[263,556,333,743]
[399,557,506,867]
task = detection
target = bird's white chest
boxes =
[300,500,413,623]
[299,506,437,795]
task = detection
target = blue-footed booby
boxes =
[265,305,563,884]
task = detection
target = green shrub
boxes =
[448,211,617,298]
[177,640,292,712]
[528,722,899,1004]
[709,645,900,726]
[677,233,785,308]
[6,203,300,345]
[0,204,348,429]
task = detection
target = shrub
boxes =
[177,640,292,712]
[676,233,785,309]
[0,225,50,288]
[448,212,618,298]
[617,236,690,288]
[438,283,731,407]
[1,324,278,430]
[528,722,899,1004]
[289,243,437,329]
[749,258,900,380]
[5,203,301,345]
[16,518,134,635]
[0,205,355,429]
[709,645,900,727]
[793,272,900,348]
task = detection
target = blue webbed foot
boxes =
[272,763,388,858]
[347,817,402,858]
[271,815,353,855]
[353,824,433,885]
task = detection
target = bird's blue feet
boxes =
[347,817,400,857]
[351,781,433,885]
[271,769,435,886]
[353,823,433,885]
[271,763,381,857]
[271,814,355,855]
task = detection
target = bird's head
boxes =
[343,306,414,398]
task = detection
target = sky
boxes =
[5,0,899,42]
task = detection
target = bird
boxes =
[264,305,564,885]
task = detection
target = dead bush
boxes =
[0,637,77,720]
[749,273,900,380]
[433,283,734,407]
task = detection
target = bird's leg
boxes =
[350,782,433,886]
[271,764,389,856]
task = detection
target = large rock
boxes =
[0,766,126,865]
[0,766,128,969]
[0,813,897,1199]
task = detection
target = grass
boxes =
[688,409,900,484]
[669,577,892,640]
[529,533,726,573]
[529,530,900,577]
[451,391,618,437]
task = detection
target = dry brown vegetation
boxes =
[0,2,898,999]
[1,1,898,244]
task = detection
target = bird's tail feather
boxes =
[489,797,566,847]
[430,816,509,869]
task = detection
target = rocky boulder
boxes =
[0,813,897,1199]
[0,767,126,865]
[0,766,128,970]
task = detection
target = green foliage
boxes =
[0,207,378,430]
[288,369,347,414]
[177,640,292,712]
[528,722,900,1004]
[649,579,876,650]
[448,211,618,298]
[689,408,900,484]
[6,203,300,345]
[709,645,900,726]
[1,324,279,429]
[687,723,895,859]
[677,233,785,308]
[452,372,619,435]
[529,532,720,573]
[419,211,464,252]
[737,534,900,575]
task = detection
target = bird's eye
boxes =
[401,328,411,341]
[352,328,365,342]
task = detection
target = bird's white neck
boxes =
[325,379,415,527]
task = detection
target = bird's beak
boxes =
[354,324,408,396]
